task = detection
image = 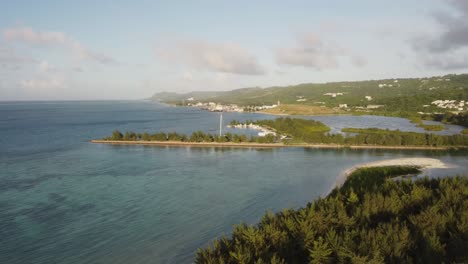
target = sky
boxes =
[1,0,468,100]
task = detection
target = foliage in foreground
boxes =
[196,169,468,263]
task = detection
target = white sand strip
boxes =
[333,158,451,191]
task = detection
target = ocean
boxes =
[1,101,466,263]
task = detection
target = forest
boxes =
[195,167,468,263]
[339,128,468,147]
[104,130,276,144]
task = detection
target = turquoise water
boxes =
[1,101,466,263]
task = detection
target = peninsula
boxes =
[92,117,468,150]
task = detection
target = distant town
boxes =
[185,97,281,112]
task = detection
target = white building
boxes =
[367,105,384,109]
[258,131,276,137]
[324,92,344,98]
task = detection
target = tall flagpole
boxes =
[219,112,223,137]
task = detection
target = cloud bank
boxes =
[156,40,265,75]
[276,33,366,70]
[3,27,117,65]
[411,0,468,70]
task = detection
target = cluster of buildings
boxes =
[421,78,451,84]
[188,101,244,112]
[228,123,277,137]
[323,92,344,98]
[431,100,465,111]
[378,80,400,88]
[186,99,280,113]
[296,96,307,102]
[378,83,394,88]
[354,105,385,110]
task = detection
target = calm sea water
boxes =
[1,101,466,264]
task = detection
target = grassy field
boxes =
[259,104,344,115]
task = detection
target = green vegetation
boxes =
[231,117,330,134]
[462,129,468,135]
[338,166,421,194]
[152,73,468,118]
[341,128,468,147]
[196,168,468,263]
[255,118,331,134]
[104,116,468,147]
[408,116,445,131]
[416,124,444,131]
[429,112,468,127]
[104,130,277,144]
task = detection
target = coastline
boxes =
[255,110,351,117]
[331,157,452,193]
[90,140,465,150]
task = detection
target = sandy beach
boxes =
[91,140,286,148]
[333,157,451,189]
[90,140,464,150]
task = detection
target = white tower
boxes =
[219,112,223,137]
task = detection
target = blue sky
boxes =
[1,0,468,100]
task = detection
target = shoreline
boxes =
[90,140,465,150]
[255,110,351,117]
[331,157,453,192]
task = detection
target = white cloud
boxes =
[276,33,366,70]
[350,55,368,67]
[38,60,57,73]
[20,78,65,89]
[276,34,339,70]
[156,40,265,75]
[3,26,118,65]
[72,66,84,72]
[17,60,66,90]
[0,45,36,69]
[182,71,194,81]
[410,0,468,70]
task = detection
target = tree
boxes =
[141,132,151,141]
[309,237,332,264]
[110,130,123,140]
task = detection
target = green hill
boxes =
[151,73,468,117]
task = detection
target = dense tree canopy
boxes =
[103,130,276,144]
[196,168,468,263]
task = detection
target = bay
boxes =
[1,101,466,263]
